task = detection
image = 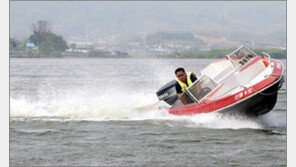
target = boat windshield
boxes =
[226,46,258,70]
[171,74,219,109]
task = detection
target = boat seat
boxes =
[234,60,267,86]
[209,60,267,99]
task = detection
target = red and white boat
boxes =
[155,46,285,117]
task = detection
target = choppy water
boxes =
[10,58,286,166]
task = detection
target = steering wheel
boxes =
[197,87,212,100]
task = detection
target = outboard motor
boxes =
[156,80,178,105]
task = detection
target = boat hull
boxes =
[217,77,283,117]
[168,58,284,117]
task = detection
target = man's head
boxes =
[175,67,186,82]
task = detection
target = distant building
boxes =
[111,51,128,58]
[68,41,94,49]
[26,43,38,51]
[26,43,35,47]
[65,48,90,53]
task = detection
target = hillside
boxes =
[10,1,286,46]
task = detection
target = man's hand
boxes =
[177,93,182,98]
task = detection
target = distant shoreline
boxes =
[9,48,286,59]
[9,55,219,59]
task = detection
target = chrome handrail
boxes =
[261,52,271,63]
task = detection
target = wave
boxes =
[10,88,285,130]
[10,90,158,120]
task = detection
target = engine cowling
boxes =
[156,80,178,105]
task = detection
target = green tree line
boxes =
[10,20,285,59]
[168,48,286,59]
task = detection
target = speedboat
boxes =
[155,45,285,117]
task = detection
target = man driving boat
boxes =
[175,67,199,97]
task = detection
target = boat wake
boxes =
[10,89,285,130]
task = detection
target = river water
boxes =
[10,58,286,166]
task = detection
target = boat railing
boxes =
[261,52,271,64]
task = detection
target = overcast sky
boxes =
[10,1,286,43]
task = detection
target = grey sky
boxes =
[10,1,286,44]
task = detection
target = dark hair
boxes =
[175,67,185,75]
